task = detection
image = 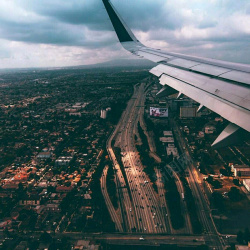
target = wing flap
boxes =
[159,74,250,132]
[150,64,250,132]
[167,58,200,68]
[190,64,230,76]
[220,71,250,85]
[151,64,250,109]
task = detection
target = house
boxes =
[74,240,100,250]
[45,204,60,212]
[163,131,173,137]
[2,183,19,190]
[56,186,73,193]
[19,195,40,206]
[166,147,178,157]
[235,242,250,250]
[15,241,28,250]
[37,151,51,159]
[55,156,73,166]
[204,125,216,134]
[160,137,174,143]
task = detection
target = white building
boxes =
[100,109,107,119]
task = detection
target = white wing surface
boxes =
[102,0,250,147]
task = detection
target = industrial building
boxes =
[231,165,250,177]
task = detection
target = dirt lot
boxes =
[211,176,250,234]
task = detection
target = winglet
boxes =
[102,0,140,44]
[212,123,240,149]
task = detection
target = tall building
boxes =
[100,109,107,119]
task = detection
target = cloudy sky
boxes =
[0,0,250,69]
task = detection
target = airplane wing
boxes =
[102,0,250,148]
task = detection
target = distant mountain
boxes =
[71,58,156,69]
[0,59,156,74]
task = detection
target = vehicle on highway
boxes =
[139,237,145,241]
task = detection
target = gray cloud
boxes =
[0,0,249,68]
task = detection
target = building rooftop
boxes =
[160,137,174,143]
[166,147,178,157]
[232,165,249,169]
[163,131,173,136]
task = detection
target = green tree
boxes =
[233,179,240,186]
[244,228,250,243]
[207,175,213,184]
[213,180,222,189]
[40,231,52,243]
[18,182,24,192]
[212,192,224,211]
[237,230,244,244]
[228,187,242,202]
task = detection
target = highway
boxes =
[106,80,172,234]
[120,82,168,233]
[134,84,191,235]
[98,234,206,247]
[106,84,139,232]
[1,230,207,247]
[155,167,174,234]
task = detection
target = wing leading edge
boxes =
[102,0,250,148]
